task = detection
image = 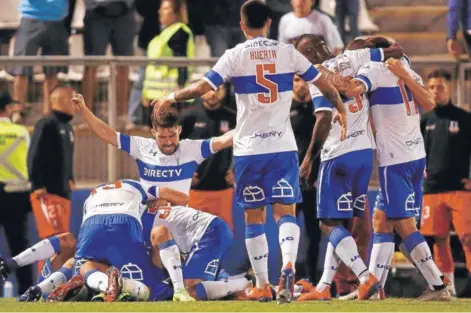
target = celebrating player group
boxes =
[0,0,452,304]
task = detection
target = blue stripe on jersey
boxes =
[300,66,319,82]
[370,48,382,62]
[201,139,212,158]
[357,74,372,92]
[136,160,198,182]
[369,86,413,106]
[205,70,224,88]
[231,72,294,94]
[312,96,334,110]
[122,179,148,203]
[120,133,131,153]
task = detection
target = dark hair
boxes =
[427,69,452,82]
[241,0,271,29]
[294,34,324,48]
[49,83,73,95]
[151,107,180,129]
[367,36,392,48]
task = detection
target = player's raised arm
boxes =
[211,129,234,152]
[71,94,118,146]
[385,58,435,111]
[158,187,189,206]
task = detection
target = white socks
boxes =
[37,271,67,294]
[316,242,340,292]
[84,270,108,293]
[245,224,270,288]
[404,232,444,289]
[122,278,150,301]
[158,239,185,291]
[194,278,252,300]
[369,233,395,284]
[278,216,300,271]
[13,236,61,267]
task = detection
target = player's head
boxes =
[151,107,182,155]
[0,90,16,117]
[240,0,272,38]
[365,36,393,48]
[293,75,310,102]
[201,84,227,110]
[159,0,188,27]
[295,34,331,64]
[291,0,315,15]
[50,84,76,116]
[427,69,452,106]
[345,38,374,51]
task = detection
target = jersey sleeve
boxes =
[117,133,151,159]
[352,48,384,68]
[203,51,232,90]
[183,139,215,164]
[293,48,322,83]
[310,85,334,112]
[355,63,380,92]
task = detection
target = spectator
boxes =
[420,69,471,297]
[278,0,344,55]
[335,0,359,44]
[179,84,236,229]
[201,0,246,57]
[290,75,321,283]
[8,0,70,120]
[127,0,161,128]
[142,0,195,111]
[447,0,470,57]
[82,0,135,116]
[266,0,291,40]
[0,90,33,294]
[27,85,75,242]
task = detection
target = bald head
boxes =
[295,34,332,64]
[50,86,75,116]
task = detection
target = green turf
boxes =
[0,298,470,312]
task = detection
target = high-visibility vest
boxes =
[142,22,195,101]
[0,118,30,192]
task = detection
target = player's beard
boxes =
[160,143,178,155]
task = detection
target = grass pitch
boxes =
[0,298,470,312]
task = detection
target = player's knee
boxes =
[372,209,390,232]
[319,219,342,235]
[394,217,418,239]
[460,234,471,247]
[150,225,173,247]
[245,208,265,224]
[58,232,76,256]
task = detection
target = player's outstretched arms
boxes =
[159,187,189,206]
[313,77,346,140]
[151,80,214,115]
[211,129,234,152]
[300,110,332,185]
[71,94,118,146]
[386,58,435,111]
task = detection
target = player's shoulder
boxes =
[280,11,294,22]
[179,138,203,150]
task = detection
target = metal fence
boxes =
[0,56,467,188]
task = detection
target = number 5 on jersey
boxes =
[255,64,278,104]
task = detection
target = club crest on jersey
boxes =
[220,121,230,133]
[449,121,459,134]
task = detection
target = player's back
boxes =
[221,38,317,156]
[83,180,148,224]
[142,205,215,253]
[357,60,425,166]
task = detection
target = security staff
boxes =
[27,85,75,241]
[0,90,33,294]
[290,75,321,283]
[179,83,236,229]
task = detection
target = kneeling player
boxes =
[143,204,252,301]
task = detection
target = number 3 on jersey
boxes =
[255,64,278,104]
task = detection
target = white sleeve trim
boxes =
[314,107,333,113]
[202,76,218,91]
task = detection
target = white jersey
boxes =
[145,205,215,254]
[203,37,321,156]
[82,180,151,225]
[310,48,384,161]
[117,133,213,195]
[355,60,426,166]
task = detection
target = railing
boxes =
[0,56,467,187]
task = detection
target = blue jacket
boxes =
[20,0,68,22]
[447,0,471,39]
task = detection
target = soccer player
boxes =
[70,94,234,195]
[144,207,252,301]
[151,0,345,303]
[346,51,451,300]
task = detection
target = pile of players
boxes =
[0,0,452,303]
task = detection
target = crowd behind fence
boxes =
[0,56,468,187]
